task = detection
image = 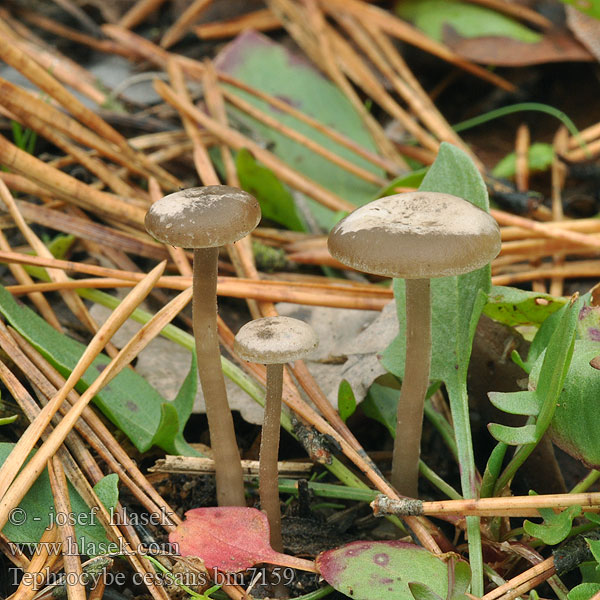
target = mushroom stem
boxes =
[260,362,284,552]
[193,247,245,506]
[391,278,432,498]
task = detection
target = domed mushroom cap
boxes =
[234,316,318,365]
[328,191,501,279]
[145,185,261,248]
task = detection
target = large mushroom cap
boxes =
[145,185,261,248]
[328,191,501,279]
[234,316,318,365]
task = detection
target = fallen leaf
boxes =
[317,540,450,600]
[169,507,316,573]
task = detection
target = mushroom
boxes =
[328,191,500,498]
[146,185,261,506]
[234,316,318,551]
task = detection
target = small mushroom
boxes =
[234,316,318,551]
[328,191,501,498]
[146,185,261,507]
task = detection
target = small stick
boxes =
[491,208,600,250]
[372,490,600,517]
[195,8,281,39]
[481,557,555,600]
[160,0,212,48]
[47,457,86,600]
[118,0,168,29]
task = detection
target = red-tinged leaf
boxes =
[169,507,316,573]
[316,540,451,600]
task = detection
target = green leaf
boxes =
[488,423,537,445]
[492,144,555,179]
[409,582,445,600]
[216,31,384,229]
[375,168,428,200]
[523,502,581,545]
[93,473,119,511]
[488,390,539,416]
[0,284,172,453]
[152,353,201,456]
[491,298,582,492]
[451,560,472,598]
[560,0,600,20]
[484,286,565,327]
[337,379,357,422]
[0,443,118,553]
[317,540,451,600]
[396,0,542,43]
[0,415,17,426]
[362,381,399,437]
[532,340,600,468]
[236,149,306,232]
[587,539,600,565]
[568,583,600,600]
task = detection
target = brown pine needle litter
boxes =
[0,2,599,599]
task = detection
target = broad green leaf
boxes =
[396,0,542,43]
[317,540,450,600]
[152,353,201,456]
[375,168,428,200]
[451,560,472,597]
[488,423,537,445]
[488,390,539,416]
[409,582,444,600]
[588,539,600,565]
[236,149,306,232]
[579,560,600,585]
[492,143,555,179]
[0,443,118,552]
[531,340,600,468]
[560,0,600,20]
[337,379,357,423]
[568,583,600,600]
[215,31,384,229]
[523,503,581,545]
[0,284,175,453]
[362,381,399,437]
[484,286,565,327]
[382,143,488,594]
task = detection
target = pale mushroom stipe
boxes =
[235,316,318,551]
[328,191,501,498]
[146,185,261,507]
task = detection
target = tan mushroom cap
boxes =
[145,185,261,248]
[234,316,318,365]
[328,191,501,279]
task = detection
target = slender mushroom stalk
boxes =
[146,186,261,507]
[328,192,500,498]
[234,316,318,551]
